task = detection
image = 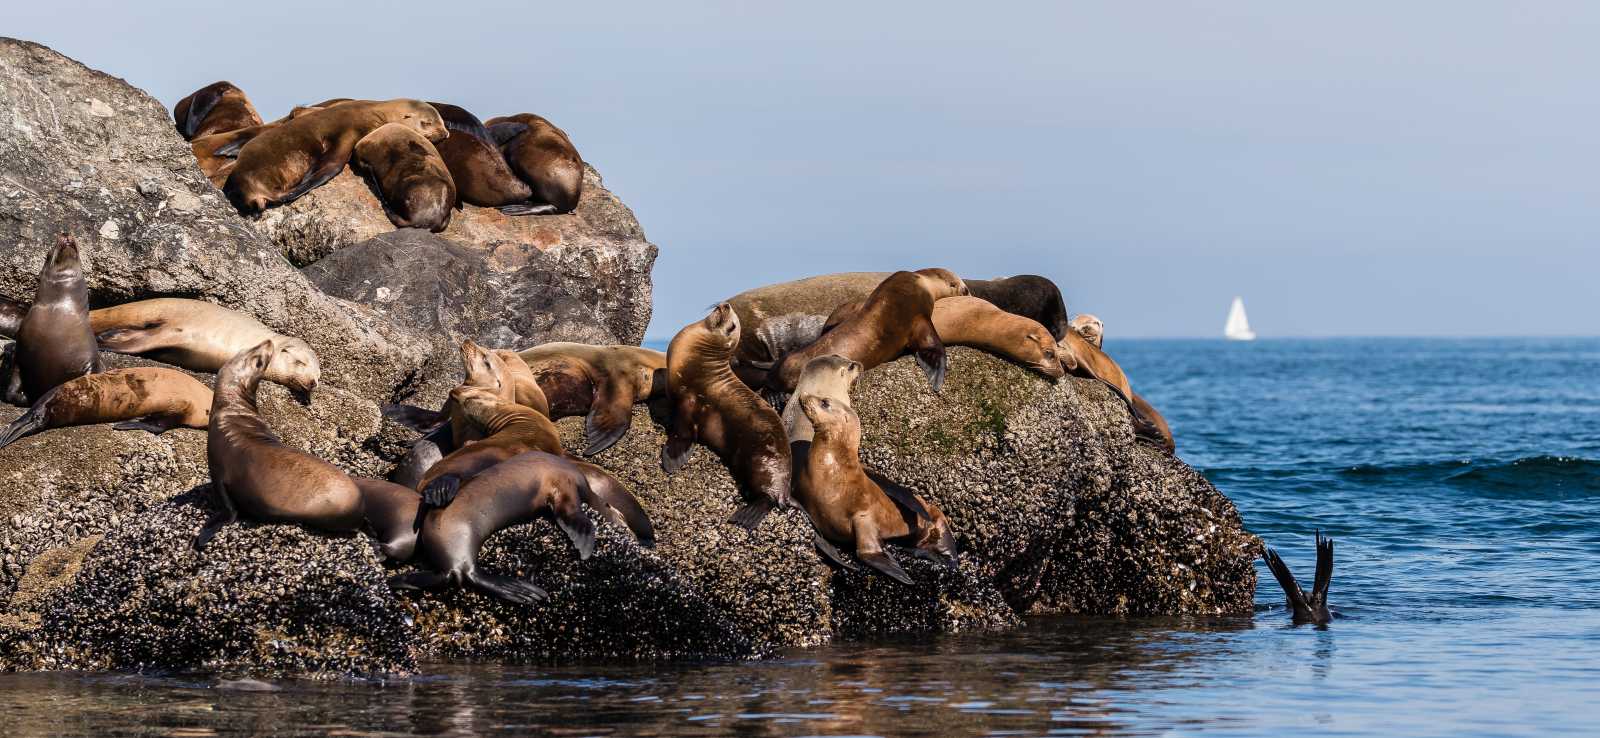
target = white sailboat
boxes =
[1224,297,1256,341]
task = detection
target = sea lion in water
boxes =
[0,367,211,449]
[0,295,26,339]
[353,122,456,232]
[780,355,862,445]
[765,269,967,404]
[224,99,446,214]
[392,450,598,604]
[792,394,958,583]
[1070,314,1174,453]
[661,303,792,529]
[517,342,668,455]
[825,295,1065,380]
[1263,532,1334,624]
[7,234,102,406]
[173,81,263,141]
[89,298,320,403]
[193,340,413,554]
[427,102,535,210]
[964,275,1071,341]
[484,113,583,215]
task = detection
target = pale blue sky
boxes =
[12,2,1598,338]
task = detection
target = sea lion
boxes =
[766,269,967,404]
[1057,330,1132,405]
[427,102,535,210]
[89,298,320,403]
[224,99,447,214]
[964,275,1071,341]
[780,355,862,445]
[1070,314,1174,453]
[792,394,957,583]
[173,81,263,140]
[484,113,583,215]
[826,295,1065,380]
[724,272,910,376]
[1069,313,1103,348]
[1263,532,1334,624]
[192,340,410,554]
[661,303,792,529]
[8,234,102,406]
[516,342,667,455]
[0,295,26,339]
[190,125,271,187]
[415,385,653,546]
[353,122,455,232]
[391,450,598,604]
[0,367,211,449]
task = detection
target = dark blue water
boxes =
[3,338,1597,736]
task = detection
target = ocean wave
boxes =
[1339,456,1600,498]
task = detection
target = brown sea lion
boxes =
[724,272,909,376]
[224,99,447,214]
[1264,532,1334,624]
[415,386,653,546]
[193,340,413,554]
[391,450,598,604]
[484,113,583,215]
[353,122,456,232]
[516,342,667,455]
[173,81,263,140]
[1070,313,1104,348]
[662,303,792,529]
[824,295,1065,380]
[964,275,1071,341]
[89,298,320,403]
[1071,314,1173,452]
[0,367,211,448]
[0,295,26,339]
[792,394,957,583]
[780,355,862,445]
[1057,330,1132,403]
[766,269,967,403]
[427,102,535,210]
[8,235,101,406]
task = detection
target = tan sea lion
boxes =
[792,394,958,583]
[224,99,447,214]
[661,303,792,529]
[516,342,667,455]
[427,102,535,210]
[353,122,456,232]
[89,298,320,403]
[766,269,967,403]
[7,234,102,406]
[965,275,1072,341]
[391,450,598,604]
[0,367,211,448]
[484,113,583,215]
[780,355,862,445]
[1070,313,1104,348]
[193,340,414,555]
[1058,330,1132,403]
[825,295,1065,380]
[173,81,263,140]
[1071,314,1173,452]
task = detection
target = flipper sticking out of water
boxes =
[1263,531,1333,624]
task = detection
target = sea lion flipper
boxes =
[857,550,914,585]
[0,386,55,449]
[111,415,181,435]
[864,468,932,523]
[1313,532,1334,605]
[577,464,655,547]
[910,320,947,393]
[487,121,530,147]
[728,498,775,530]
[421,473,463,510]
[182,84,226,139]
[660,398,698,474]
[1263,546,1311,618]
[464,571,548,605]
[93,326,165,354]
[381,403,448,432]
[812,533,859,571]
[582,381,632,456]
[497,203,559,217]
[193,483,237,553]
[555,503,597,560]
[280,156,346,205]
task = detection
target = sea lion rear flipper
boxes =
[813,533,859,571]
[864,468,932,523]
[728,497,775,530]
[0,386,56,449]
[1313,531,1334,605]
[111,415,181,435]
[497,203,559,217]
[910,319,947,393]
[381,403,448,432]
[857,550,914,585]
[280,156,346,205]
[582,380,633,456]
[94,326,165,354]
[1263,546,1312,618]
[464,570,549,605]
[193,482,237,553]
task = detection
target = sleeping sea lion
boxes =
[825,295,1065,380]
[724,272,909,378]
[964,275,1071,341]
[792,393,958,583]
[1069,313,1103,348]
[0,367,211,449]
[661,303,792,529]
[427,102,535,210]
[353,122,455,232]
[516,342,667,455]
[224,99,446,214]
[484,113,583,215]
[89,298,320,403]
[1263,532,1334,624]
[8,234,101,406]
[765,269,967,404]
[391,450,598,604]
[173,81,263,140]
[1070,314,1174,452]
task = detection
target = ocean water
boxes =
[3,337,1598,736]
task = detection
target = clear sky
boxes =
[11,2,1598,338]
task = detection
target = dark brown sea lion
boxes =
[426,102,535,210]
[516,342,667,455]
[224,99,446,214]
[1070,314,1174,452]
[89,298,320,403]
[661,303,792,529]
[766,269,967,403]
[964,275,1071,341]
[7,235,101,406]
[0,295,26,339]
[484,113,583,215]
[0,367,211,448]
[353,122,455,232]
[391,450,599,604]
[173,81,263,140]
[792,394,957,583]
[1264,532,1334,624]
[192,340,409,554]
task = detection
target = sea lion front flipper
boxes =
[112,415,182,435]
[182,84,226,139]
[487,121,531,146]
[497,203,559,217]
[1263,546,1312,619]
[909,319,947,393]
[555,498,598,560]
[581,379,633,456]
[729,497,775,530]
[93,326,166,355]
[660,396,699,474]
[421,473,462,510]
[193,482,237,553]
[1313,531,1334,605]
[381,403,448,432]
[464,570,548,605]
[856,550,913,585]
[575,462,655,547]
[864,468,932,523]
[0,385,56,449]
[279,155,346,205]
[813,533,859,571]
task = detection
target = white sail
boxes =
[1224,297,1256,341]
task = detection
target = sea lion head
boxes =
[798,355,862,394]
[448,384,503,425]
[389,99,448,143]
[696,302,741,351]
[460,339,510,395]
[264,337,320,405]
[797,393,860,446]
[41,234,83,285]
[1023,326,1067,380]
[914,268,969,299]
[1071,314,1104,348]
[218,339,277,402]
